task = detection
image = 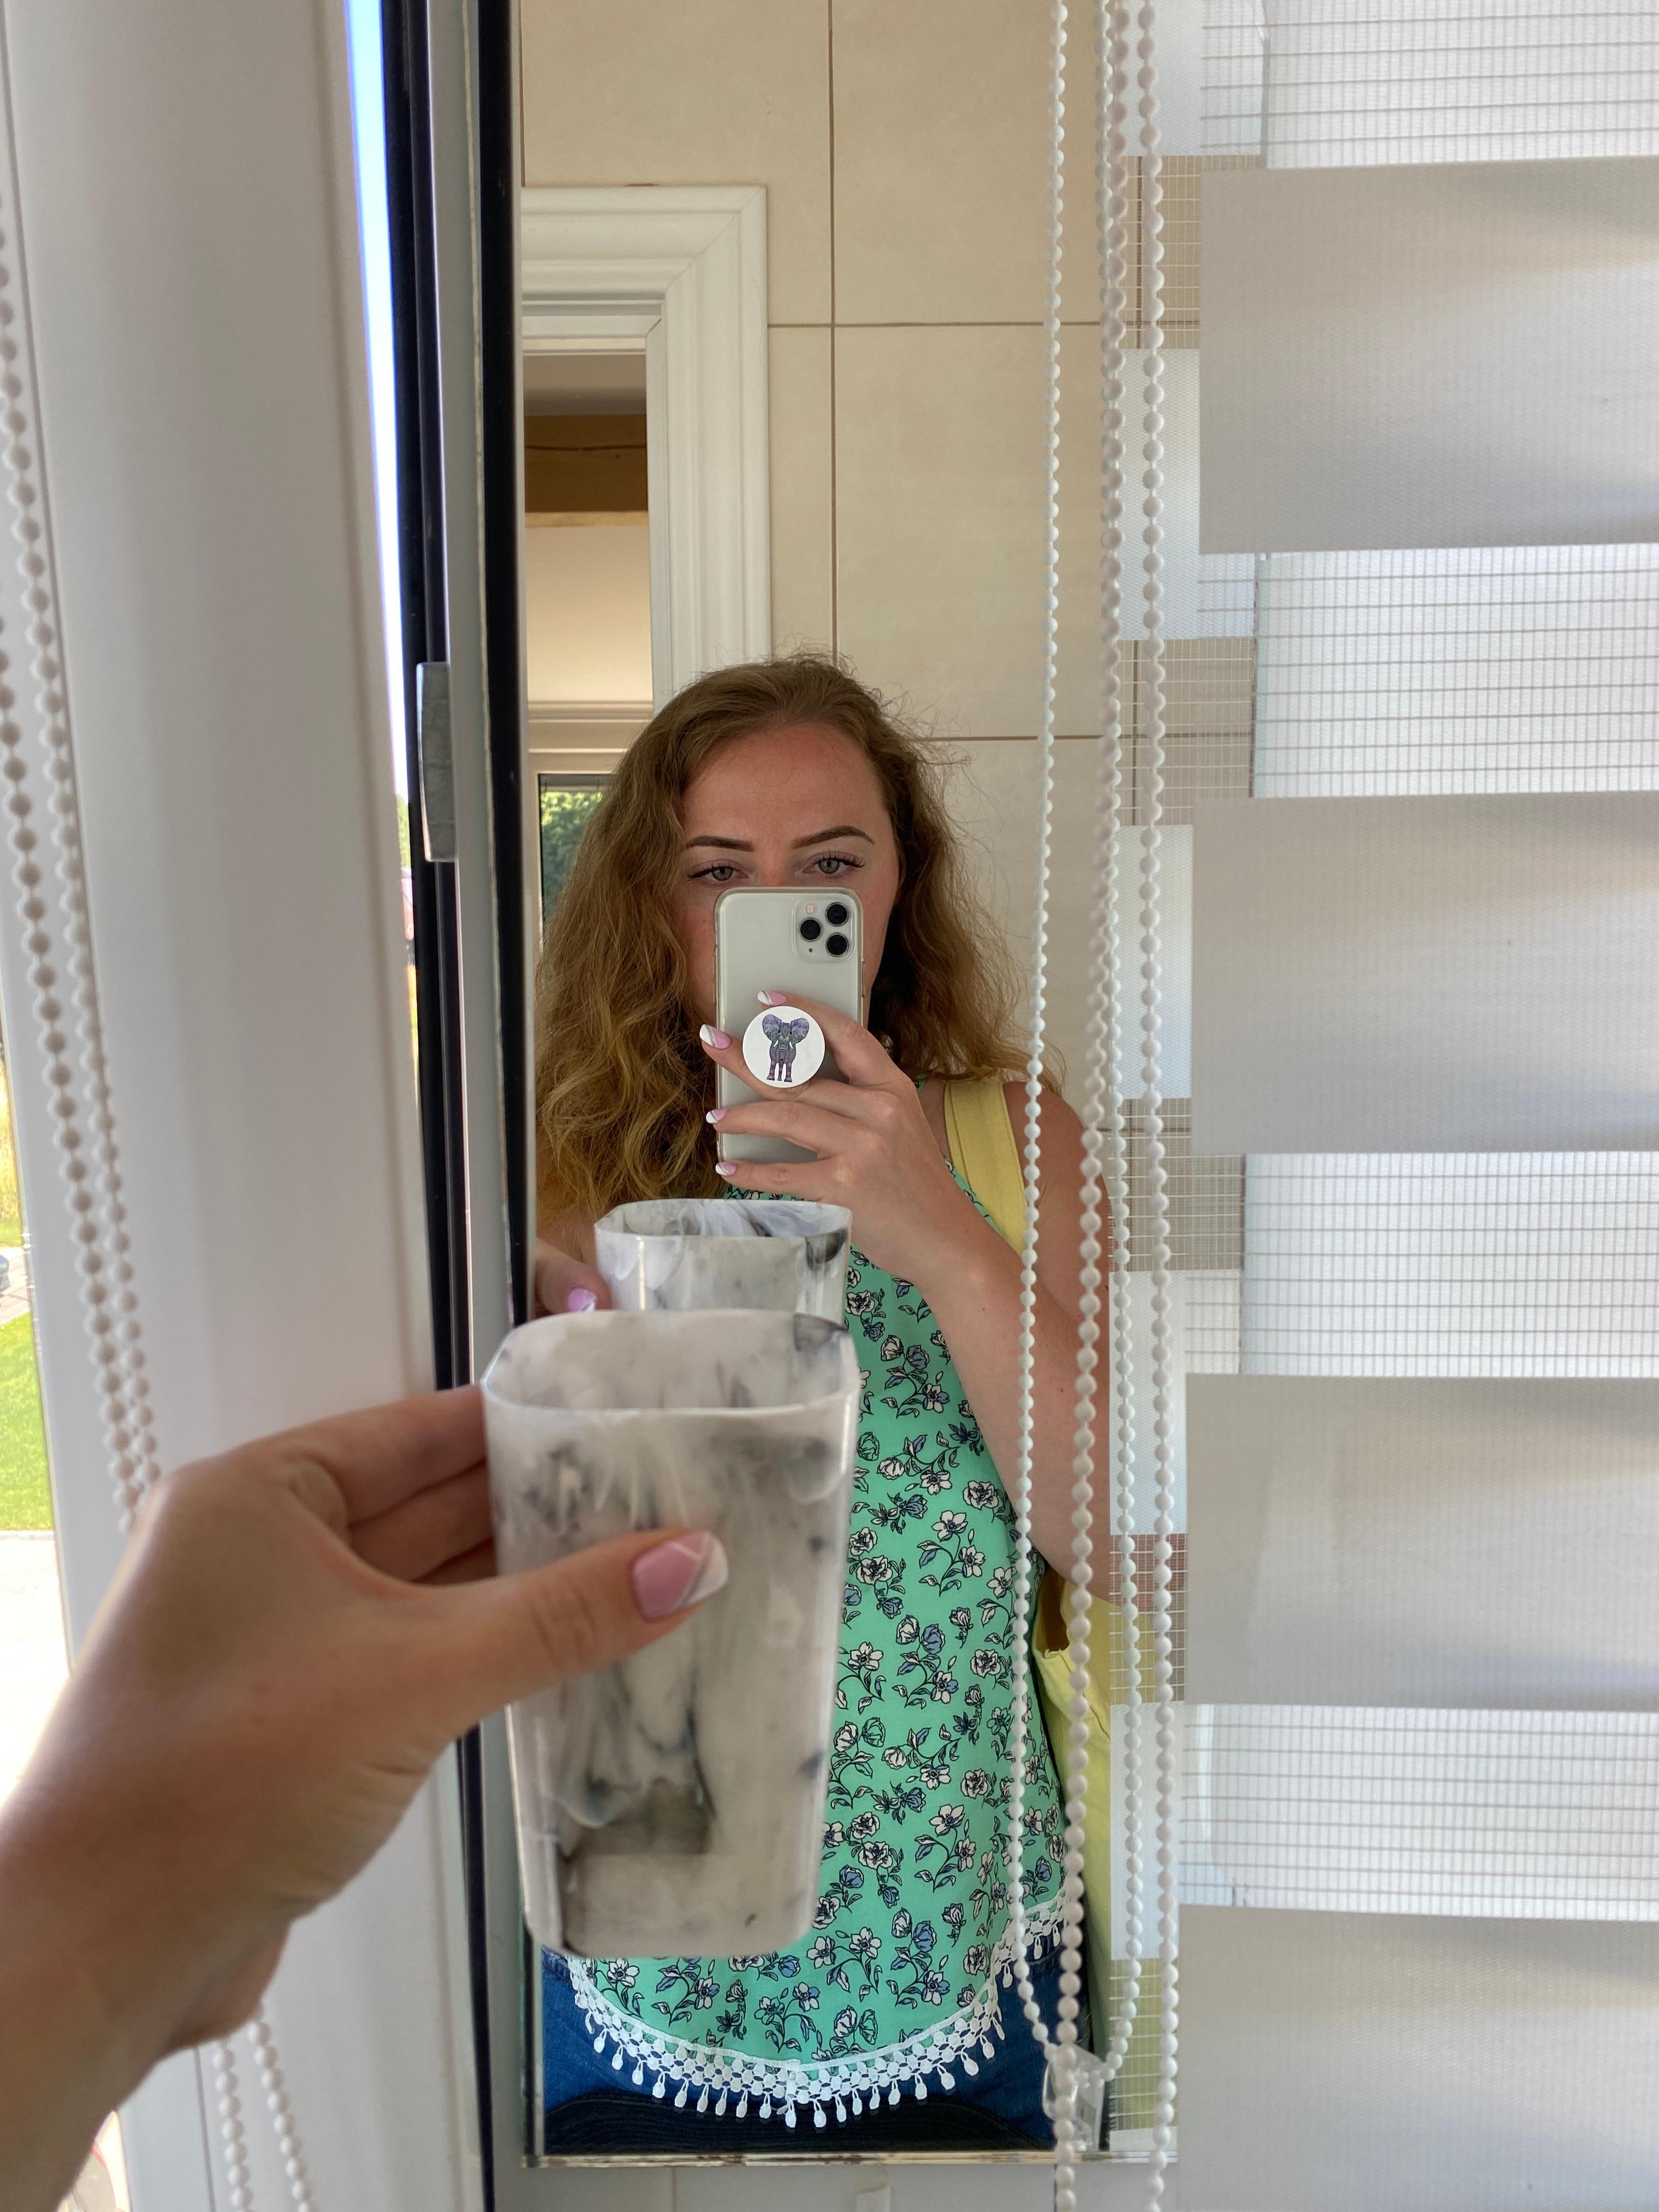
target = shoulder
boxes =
[1007,1081,1088,1310]
[998,1079,1085,1191]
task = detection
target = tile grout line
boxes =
[772,320,1190,332]
[827,0,839,658]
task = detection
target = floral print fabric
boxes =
[566,1178,1067,2089]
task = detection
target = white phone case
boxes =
[713,888,865,1165]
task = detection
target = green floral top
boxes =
[566,1176,1067,2125]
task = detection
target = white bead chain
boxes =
[0,53,312,2212]
[248,2011,318,2210]
[1042,2,1140,2202]
[1133,6,1180,2202]
[1087,0,1148,2110]
[1003,0,1065,2128]
[213,2042,256,2212]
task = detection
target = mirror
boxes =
[511,1,1214,2171]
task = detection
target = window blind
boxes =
[1203,0,1659,167]
[1065,4,1659,2198]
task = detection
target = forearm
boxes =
[0,1813,157,2212]
[912,1222,1088,1568]
[0,1383,719,2212]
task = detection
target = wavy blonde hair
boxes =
[535,654,1040,1224]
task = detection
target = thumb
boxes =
[533,1239,612,1317]
[422,1526,729,1731]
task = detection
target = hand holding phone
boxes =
[713,889,864,1165]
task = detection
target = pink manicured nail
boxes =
[565,1285,597,1313]
[698,1024,732,1050]
[706,1107,726,1125]
[631,1531,730,1620]
[757,990,788,1006]
[715,1163,738,1178]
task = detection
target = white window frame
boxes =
[0,5,483,2212]
[0,0,1149,2170]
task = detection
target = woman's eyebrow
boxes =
[791,825,875,849]
[680,825,876,853]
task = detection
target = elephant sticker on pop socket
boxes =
[743,1006,825,1087]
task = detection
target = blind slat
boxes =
[1187,1377,1659,1705]
[1192,795,1659,1155]
[1181,1906,1659,2209]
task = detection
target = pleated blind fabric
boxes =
[1115,5,1659,2201]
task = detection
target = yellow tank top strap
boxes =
[942,1076,1028,1251]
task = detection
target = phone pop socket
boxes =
[742,1005,825,1087]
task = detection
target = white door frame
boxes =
[520,184,773,706]
[515,186,772,1194]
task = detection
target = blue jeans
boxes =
[540,1933,1085,2155]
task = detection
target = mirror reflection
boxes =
[515,4,1204,2164]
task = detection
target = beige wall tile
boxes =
[938,739,1192,1107]
[833,0,1051,324]
[832,0,1207,326]
[934,738,1098,1103]
[520,0,832,325]
[836,325,1044,735]
[768,327,835,653]
[836,327,1197,738]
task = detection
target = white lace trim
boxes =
[564,1892,1065,2130]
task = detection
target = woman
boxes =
[533,656,1092,2151]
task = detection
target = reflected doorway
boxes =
[523,347,651,934]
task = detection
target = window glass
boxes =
[0,1015,131,2209]
[538,776,607,921]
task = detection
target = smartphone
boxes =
[713,887,865,1166]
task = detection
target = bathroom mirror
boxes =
[468,1,1222,2183]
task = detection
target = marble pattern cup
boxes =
[594,1198,851,1320]
[483,1307,860,1959]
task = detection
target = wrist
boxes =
[907,1197,1017,1306]
[0,1722,241,2082]
[0,1801,157,2212]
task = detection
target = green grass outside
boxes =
[539,783,605,917]
[0,1064,20,1246]
[0,1047,47,1527]
[0,1310,49,1529]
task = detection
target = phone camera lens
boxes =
[825,901,849,927]
[799,917,823,941]
[825,932,849,957]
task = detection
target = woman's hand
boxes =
[0,1389,725,2212]
[706,1001,1094,1570]
[697,991,998,1288]
[533,1236,610,1317]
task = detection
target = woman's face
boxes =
[670,722,902,1029]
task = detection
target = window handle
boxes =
[416,661,456,862]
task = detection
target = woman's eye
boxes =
[696,864,740,884]
[807,854,860,877]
